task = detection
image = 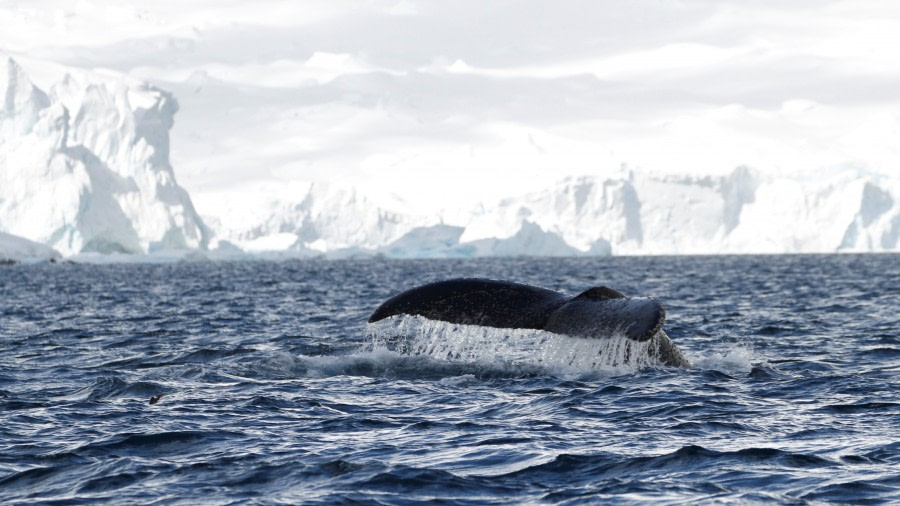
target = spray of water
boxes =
[365,315,666,373]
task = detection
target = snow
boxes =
[3,3,900,262]
[202,166,899,258]
[380,225,468,259]
[202,180,437,254]
[0,57,208,256]
[2,54,898,260]
[464,221,581,258]
[0,231,61,264]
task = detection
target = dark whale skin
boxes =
[368,278,664,342]
[368,278,689,367]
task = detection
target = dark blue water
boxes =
[1,255,898,504]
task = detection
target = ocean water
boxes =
[1,255,898,504]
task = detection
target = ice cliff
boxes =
[2,57,897,259]
[205,182,437,255]
[210,167,899,257]
[0,58,207,256]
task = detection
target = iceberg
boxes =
[0,58,208,257]
[0,231,61,264]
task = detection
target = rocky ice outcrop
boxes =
[0,58,208,256]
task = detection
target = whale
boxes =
[368,278,690,368]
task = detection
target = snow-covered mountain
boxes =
[207,166,899,257]
[0,58,207,256]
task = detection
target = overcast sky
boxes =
[3,1,899,210]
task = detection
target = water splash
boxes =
[365,315,665,374]
[691,346,760,374]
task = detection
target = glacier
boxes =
[474,166,900,255]
[2,57,898,260]
[207,166,899,258]
[0,57,208,257]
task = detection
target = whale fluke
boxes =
[368,278,688,367]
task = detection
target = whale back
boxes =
[368,278,565,329]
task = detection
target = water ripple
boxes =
[1,255,899,502]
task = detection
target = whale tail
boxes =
[574,286,627,300]
[367,278,688,368]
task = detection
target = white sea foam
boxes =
[242,315,683,381]
[364,315,667,375]
[690,345,760,374]
[438,374,478,387]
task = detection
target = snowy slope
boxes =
[0,57,208,256]
[0,231,61,263]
